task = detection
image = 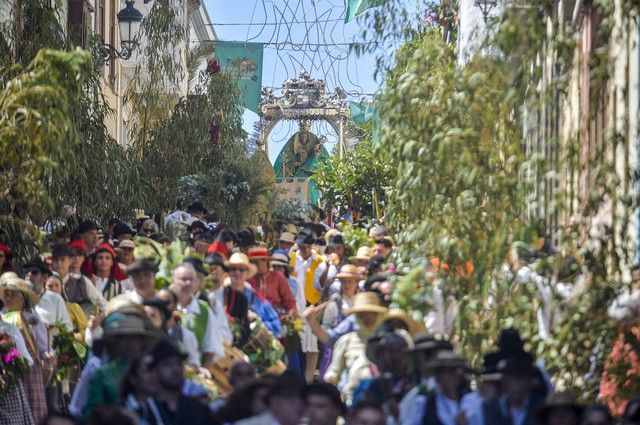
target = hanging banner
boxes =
[345,0,390,22]
[214,41,264,113]
[349,100,381,146]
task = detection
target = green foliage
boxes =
[312,124,394,220]
[375,1,634,397]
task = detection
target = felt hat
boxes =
[102,311,157,339]
[327,234,344,247]
[481,352,503,381]
[383,309,426,335]
[425,350,472,371]
[336,264,363,281]
[295,228,316,246]
[237,229,257,248]
[150,338,188,366]
[226,252,257,279]
[78,219,99,234]
[496,353,538,377]
[0,273,39,308]
[349,246,372,265]
[187,220,206,232]
[23,256,50,275]
[113,222,135,239]
[366,329,414,362]
[118,239,136,250]
[126,258,158,275]
[535,393,583,423]
[409,332,453,353]
[278,232,296,244]
[247,246,273,262]
[270,251,293,271]
[187,201,207,214]
[346,292,388,314]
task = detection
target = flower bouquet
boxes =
[0,326,30,399]
[184,366,220,400]
[280,316,303,357]
[50,322,87,394]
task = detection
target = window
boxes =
[67,0,92,48]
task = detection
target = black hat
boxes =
[23,256,50,275]
[204,252,226,268]
[535,393,583,423]
[409,332,453,353]
[237,229,257,248]
[497,328,525,355]
[126,259,158,275]
[150,339,187,367]
[188,220,206,232]
[295,228,316,246]
[113,222,135,239]
[183,256,206,275]
[268,370,306,402]
[188,202,207,214]
[305,382,346,415]
[143,297,171,323]
[496,353,537,377]
[481,352,503,381]
[78,219,99,234]
[327,234,344,247]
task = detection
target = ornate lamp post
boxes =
[474,0,498,23]
[101,0,143,62]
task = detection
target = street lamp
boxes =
[101,0,143,62]
[474,0,498,23]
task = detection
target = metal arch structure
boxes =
[257,71,351,157]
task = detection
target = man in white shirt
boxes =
[51,244,107,317]
[23,256,73,332]
[171,263,224,366]
[121,258,158,304]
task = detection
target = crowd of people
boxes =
[0,203,638,425]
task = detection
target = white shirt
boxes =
[293,250,319,305]
[36,290,73,331]
[94,276,133,295]
[180,297,224,359]
[202,291,233,344]
[182,327,201,366]
[63,273,107,311]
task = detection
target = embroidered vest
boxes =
[290,252,323,305]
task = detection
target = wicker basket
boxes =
[207,343,250,396]
[242,322,273,353]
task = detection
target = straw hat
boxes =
[247,246,273,262]
[278,232,296,244]
[349,246,372,265]
[226,252,257,279]
[346,292,388,314]
[270,251,293,272]
[535,392,583,423]
[336,264,363,281]
[118,239,136,250]
[0,273,39,308]
[383,309,426,336]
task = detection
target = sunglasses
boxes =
[228,267,246,272]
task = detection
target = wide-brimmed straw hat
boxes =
[270,251,293,272]
[247,246,273,262]
[226,252,257,279]
[383,309,426,336]
[278,232,296,244]
[535,392,583,423]
[0,273,39,308]
[346,292,388,315]
[349,246,372,265]
[336,264,363,281]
